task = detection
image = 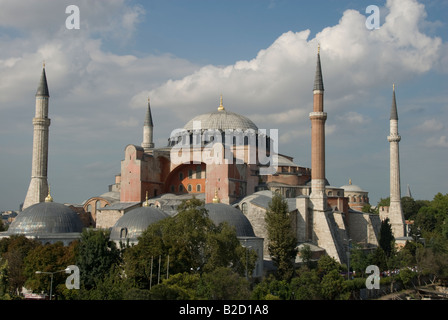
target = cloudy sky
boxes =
[0,0,447,211]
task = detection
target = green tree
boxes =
[265,192,298,280]
[349,244,370,276]
[320,269,348,300]
[290,267,322,300]
[75,228,120,290]
[415,207,439,235]
[123,199,253,289]
[0,235,39,296]
[378,217,394,257]
[317,254,341,278]
[197,267,251,300]
[251,274,291,300]
[23,241,76,298]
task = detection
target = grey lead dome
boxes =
[8,202,83,235]
[183,109,258,132]
[205,203,256,237]
[110,206,169,242]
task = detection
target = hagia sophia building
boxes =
[1,48,407,276]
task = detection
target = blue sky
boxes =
[0,0,447,211]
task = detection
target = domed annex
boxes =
[3,193,84,245]
[340,179,370,211]
[204,202,255,237]
[204,201,264,277]
[110,203,169,244]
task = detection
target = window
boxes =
[179,172,184,180]
[196,165,202,179]
[196,184,201,192]
[179,184,184,192]
[241,202,248,215]
[170,185,175,193]
[187,184,192,192]
[188,169,193,179]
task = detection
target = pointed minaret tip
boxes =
[36,63,50,97]
[313,45,324,92]
[144,96,154,127]
[390,83,398,120]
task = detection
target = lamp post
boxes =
[35,268,69,300]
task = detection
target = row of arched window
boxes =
[170,184,202,193]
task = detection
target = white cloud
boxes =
[427,135,448,148]
[418,118,444,131]
[143,0,442,124]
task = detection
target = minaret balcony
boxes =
[309,112,327,121]
[387,134,401,142]
[32,118,51,127]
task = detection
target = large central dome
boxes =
[183,97,258,132]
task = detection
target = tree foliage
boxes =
[123,198,255,290]
[75,228,120,290]
[265,192,298,280]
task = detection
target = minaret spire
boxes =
[384,84,406,238]
[309,44,327,209]
[23,65,51,209]
[142,97,154,151]
[313,44,324,92]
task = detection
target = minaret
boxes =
[387,84,406,237]
[141,97,154,151]
[23,64,51,209]
[309,45,327,210]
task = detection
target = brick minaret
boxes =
[141,97,154,151]
[309,46,327,210]
[386,84,406,237]
[23,64,50,209]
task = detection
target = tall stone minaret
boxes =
[23,64,51,210]
[309,45,327,211]
[141,97,154,152]
[386,84,406,237]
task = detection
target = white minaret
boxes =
[141,97,154,151]
[23,64,51,209]
[386,84,406,238]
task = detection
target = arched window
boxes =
[196,184,201,192]
[179,172,184,180]
[179,184,184,192]
[196,165,202,179]
[188,169,193,179]
[120,228,128,239]
[241,202,248,215]
[187,184,192,192]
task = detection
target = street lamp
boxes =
[35,268,69,300]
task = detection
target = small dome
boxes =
[8,202,83,235]
[340,180,366,193]
[110,206,169,242]
[183,109,258,132]
[205,203,255,237]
